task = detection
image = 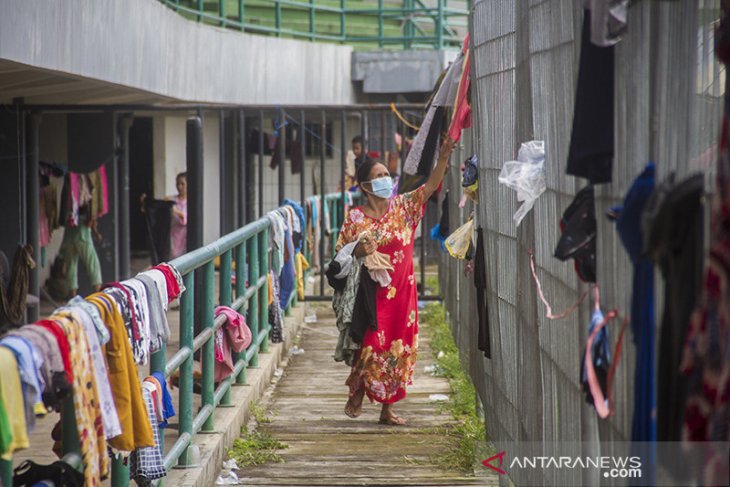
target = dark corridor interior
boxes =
[129,117,154,252]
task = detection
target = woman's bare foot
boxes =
[344,388,365,418]
[379,403,407,425]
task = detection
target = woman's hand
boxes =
[354,236,377,257]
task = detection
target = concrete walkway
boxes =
[226,303,496,486]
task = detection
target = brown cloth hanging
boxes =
[0,244,36,327]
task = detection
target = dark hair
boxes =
[351,135,363,146]
[356,158,378,184]
[176,172,187,181]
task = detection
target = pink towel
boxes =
[213,305,253,382]
[99,165,109,217]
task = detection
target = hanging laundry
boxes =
[554,185,597,283]
[277,208,297,314]
[582,0,628,47]
[498,141,546,226]
[86,293,154,452]
[0,244,35,328]
[268,270,283,343]
[0,346,30,460]
[52,312,109,485]
[474,228,491,359]
[52,308,122,440]
[608,163,657,445]
[643,173,704,442]
[130,385,167,486]
[213,306,252,382]
[447,34,472,143]
[581,307,629,419]
[151,371,175,429]
[142,198,175,264]
[403,45,465,176]
[295,252,310,301]
[0,335,45,429]
[566,11,615,184]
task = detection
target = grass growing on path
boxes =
[227,402,287,467]
[419,302,486,474]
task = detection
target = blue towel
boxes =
[152,371,175,428]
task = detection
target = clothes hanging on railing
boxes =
[213,306,252,382]
[0,261,184,485]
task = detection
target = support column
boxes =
[258,110,264,217]
[118,115,133,279]
[319,110,326,296]
[237,109,247,227]
[187,116,204,335]
[278,109,286,206]
[27,113,41,322]
[219,110,229,234]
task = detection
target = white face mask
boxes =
[364,176,393,199]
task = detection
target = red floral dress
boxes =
[337,186,426,404]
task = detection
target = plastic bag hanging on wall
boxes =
[445,218,474,260]
[498,140,546,226]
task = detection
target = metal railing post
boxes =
[278,109,286,205]
[201,261,216,432]
[258,110,264,217]
[219,0,226,27]
[309,0,315,41]
[275,0,282,37]
[219,249,233,405]
[238,0,244,30]
[259,227,270,352]
[235,242,247,384]
[340,0,346,42]
[436,0,444,49]
[247,235,260,367]
[378,0,384,48]
[177,272,195,466]
[196,0,203,22]
[26,112,40,322]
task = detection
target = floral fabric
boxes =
[336,186,427,404]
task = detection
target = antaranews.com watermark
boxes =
[475,441,729,486]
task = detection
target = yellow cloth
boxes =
[268,274,274,306]
[0,347,29,460]
[295,253,310,300]
[86,294,154,453]
[52,312,109,486]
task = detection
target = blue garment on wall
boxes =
[278,219,296,310]
[610,162,656,485]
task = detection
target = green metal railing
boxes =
[159,0,468,49]
[0,192,350,487]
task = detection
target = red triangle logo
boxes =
[482,451,506,475]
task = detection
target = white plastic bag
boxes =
[498,140,546,226]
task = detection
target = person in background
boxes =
[167,172,187,259]
[58,206,102,298]
[345,136,367,189]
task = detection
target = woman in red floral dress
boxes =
[338,139,455,425]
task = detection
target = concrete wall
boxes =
[0,0,355,106]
